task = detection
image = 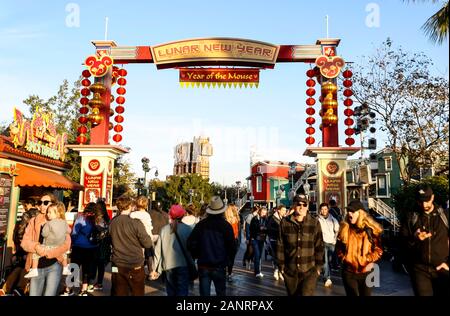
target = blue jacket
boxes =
[71,213,97,249]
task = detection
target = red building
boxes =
[247,160,306,209]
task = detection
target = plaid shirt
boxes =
[276,214,324,274]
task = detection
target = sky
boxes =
[0,0,448,185]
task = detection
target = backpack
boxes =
[88,225,109,245]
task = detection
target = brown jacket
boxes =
[336,214,383,273]
[21,213,71,271]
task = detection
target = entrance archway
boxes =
[69,37,359,213]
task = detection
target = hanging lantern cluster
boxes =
[77,70,92,144]
[320,81,338,128]
[88,82,106,127]
[305,69,317,145]
[342,69,355,146]
[111,68,128,143]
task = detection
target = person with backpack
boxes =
[92,200,111,292]
[401,184,449,296]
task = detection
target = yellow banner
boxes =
[152,38,279,65]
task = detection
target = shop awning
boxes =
[15,163,84,191]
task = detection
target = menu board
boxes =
[0,173,12,236]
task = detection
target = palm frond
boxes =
[421,2,449,44]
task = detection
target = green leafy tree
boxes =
[352,39,449,183]
[113,152,137,199]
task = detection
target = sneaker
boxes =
[256,273,264,279]
[62,266,71,276]
[87,285,94,293]
[24,268,38,279]
[78,290,89,296]
[61,289,75,296]
[93,284,103,291]
[273,269,279,281]
[278,271,284,281]
[324,279,333,287]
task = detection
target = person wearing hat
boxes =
[187,196,235,296]
[151,204,194,296]
[336,199,383,296]
[401,184,449,296]
[276,194,324,296]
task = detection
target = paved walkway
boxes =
[88,241,413,296]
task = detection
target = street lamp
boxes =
[236,181,241,207]
[141,157,158,197]
[188,189,194,204]
[288,161,297,190]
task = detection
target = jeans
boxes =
[269,240,278,268]
[198,267,226,296]
[252,239,264,275]
[411,264,450,296]
[165,266,190,296]
[323,243,335,280]
[283,267,319,296]
[342,269,372,296]
[29,262,62,296]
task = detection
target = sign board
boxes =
[9,108,68,161]
[179,68,259,88]
[151,38,279,66]
[0,174,12,236]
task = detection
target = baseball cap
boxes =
[416,185,433,202]
[346,200,365,213]
[293,194,308,205]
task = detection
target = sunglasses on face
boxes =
[37,200,51,206]
[299,202,308,207]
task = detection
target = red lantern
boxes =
[306,108,315,116]
[344,99,353,107]
[81,79,91,87]
[305,136,315,145]
[306,88,316,97]
[343,79,352,88]
[343,70,353,78]
[344,118,354,126]
[306,69,316,78]
[79,107,89,115]
[306,127,315,135]
[78,116,88,124]
[80,97,89,106]
[344,108,354,116]
[117,78,127,86]
[345,128,355,136]
[114,124,124,133]
[113,134,123,142]
[82,70,91,78]
[115,115,124,123]
[77,126,88,134]
[306,98,316,106]
[81,88,90,96]
[115,106,125,114]
[306,117,316,125]
[117,87,126,95]
[116,96,125,105]
[306,79,316,87]
[77,134,87,144]
[345,138,355,146]
[343,89,353,97]
[118,69,128,77]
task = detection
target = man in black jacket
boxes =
[187,196,235,296]
[109,195,153,296]
[267,204,287,280]
[277,194,324,296]
[401,185,449,296]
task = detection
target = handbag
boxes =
[174,230,198,281]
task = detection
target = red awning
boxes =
[15,163,84,191]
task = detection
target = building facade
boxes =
[173,137,213,179]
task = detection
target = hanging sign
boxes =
[9,108,68,161]
[179,68,259,88]
[152,38,279,67]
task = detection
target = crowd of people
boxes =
[0,183,448,297]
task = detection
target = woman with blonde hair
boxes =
[336,200,383,296]
[224,204,240,281]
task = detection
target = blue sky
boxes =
[0,0,448,185]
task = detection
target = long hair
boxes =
[338,210,383,245]
[225,204,239,225]
[95,200,110,225]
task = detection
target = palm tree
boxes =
[405,0,449,44]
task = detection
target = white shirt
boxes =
[130,210,158,242]
[318,214,340,244]
[181,215,200,228]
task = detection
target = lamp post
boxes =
[288,161,297,190]
[141,157,150,197]
[236,181,241,207]
[188,189,194,204]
